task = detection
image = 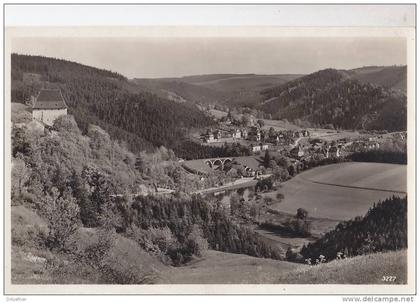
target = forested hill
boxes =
[300,196,407,262]
[259,68,407,131]
[348,66,407,93]
[11,54,215,152]
[133,74,302,107]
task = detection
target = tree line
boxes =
[260,68,406,131]
[299,196,407,262]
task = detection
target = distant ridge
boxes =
[259,68,406,131]
[134,73,302,106]
[346,65,407,93]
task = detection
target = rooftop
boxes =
[33,89,67,110]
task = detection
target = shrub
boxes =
[291,218,311,237]
[255,178,273,192]
[296,208,308,220]
[47,229,159,284]
[263,197,274,206]
[42,188,80,251]
[100,250,158,284]
[136,226,177,257]
[276,192,285,202]
[12,222,48,248]
[11,156,30,198]
[53,115,81,134]
[185,225,208,257]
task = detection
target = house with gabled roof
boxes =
[290,145,304,158]
[32,89,68,126]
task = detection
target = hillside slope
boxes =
[134,74,302,107]
[183,74,301,92]
[161,249,406,284]
[347,66,407,93]
[259,68,406,131]
[163,250,300,284]
[132,78,226,105]
[301,195,407,261]
[11,54,215,152]
[279,250,407,284]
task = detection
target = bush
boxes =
[276,192,285,202]
[255,178,273,192]
[47,229,159,284]
[296,208,308,220]
[100,250,158,284]
[131,225,208,266]
[42,188,80,251]
[133,226,177,263]
[53,115,80,134]
[185,225,208,257]
[291,218,311,237]
[12,222,48,248]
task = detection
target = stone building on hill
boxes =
[32,89,68,126]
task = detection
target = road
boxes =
[193,177,257,195]
[193,174,272,195]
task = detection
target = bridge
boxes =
[204,157,233,170]
[182,157,234,174]
[182,156,260,175]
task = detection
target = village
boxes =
[180,107,406,190]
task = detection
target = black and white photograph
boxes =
[3,3,416,298]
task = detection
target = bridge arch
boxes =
[213,159,224,170]
[202,157,234,171]
[205,160,213,168]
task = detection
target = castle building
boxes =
[32,89,68,126]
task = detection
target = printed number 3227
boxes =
[382,276,397,282]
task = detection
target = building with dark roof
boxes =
[32,89,67,126]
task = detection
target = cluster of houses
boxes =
[202,126,311,144]
[344,136,386,152]
[201,125,312,155]
[202,128,248,143]
[289,141,343,160]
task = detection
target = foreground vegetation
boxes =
[279,250,407,284]
[11,114,283,283]
[299,196,407,262]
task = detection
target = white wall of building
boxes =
[32,108,67,126]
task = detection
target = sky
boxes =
[12,36,406,79]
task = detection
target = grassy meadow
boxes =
[268,162,407,221]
